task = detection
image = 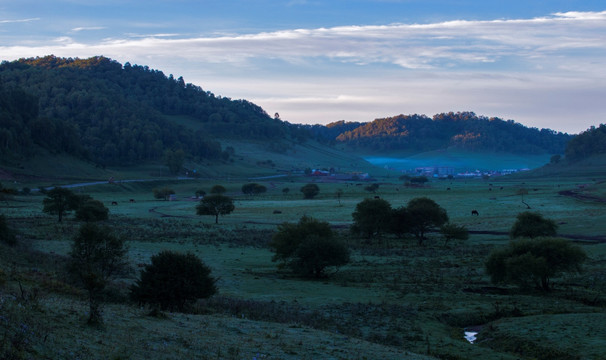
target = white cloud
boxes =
[71,26,106,32]
[0,18,40,24]
[0,11,605,133]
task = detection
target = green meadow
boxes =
[2,163,606,359]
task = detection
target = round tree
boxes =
[300,183,320,199]
[510,211,558,239]
[485,237,586,291]
[76,199,109,222]
[270,216,349,278]
[130,251,217,312]
[196,194,235,224]
[351,198,392,239]
[42,187,80,222]
[406,197,449,245]
[210,184,227,194]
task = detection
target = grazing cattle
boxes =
[446,187,451,191]
[374,196,380,199]
[471,210,479,216]
[500,187,503,190]
[111,201,118,206]
[273,210,282,214]
[129,199,135,203]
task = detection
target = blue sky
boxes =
[1,1,605,134]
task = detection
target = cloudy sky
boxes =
[1,0,605,134]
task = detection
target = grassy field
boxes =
[2,169,606,359]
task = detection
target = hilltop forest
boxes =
[0,56,578,169]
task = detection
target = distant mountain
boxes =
[309,112,572,155]
[565,124,606,160]
[0,56,308,166]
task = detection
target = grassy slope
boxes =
[3,173,606,359]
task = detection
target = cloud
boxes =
[71,26,106,32]
[0,11,604,133]
[0,18,40,24]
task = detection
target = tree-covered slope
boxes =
[0,56,307,166]
[310,112,572,155]
[565,124,606,160]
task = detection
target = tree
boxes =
[410,176,429,185]
[406,197,448,245]
[351,198,393,239]
[440,223,469,246]
[153,187,175,201]
[210,184,227,194]
[336,189,343,205]
[269,216,349,278]
[75,199,109,222]
[282,187,290,195]
[68,223,128,324]
[485,237,586,291]
[390,206,411,238]
[164,149,185,174]
[516,188,531,209]
[0,214,17,246]
[510,211,557,239]
[300,183,320,199]
[196,194,235,224]
[130,251,217,312]
[242,183,267,196]
[42,187,80,222]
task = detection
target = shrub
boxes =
[130,251,217,312]
[75,199,109,222]
[510,211,557,239]
[485,237,586,291]
[270,216,350,278]
[153,187,175,201]
[300,183,320,199]
[440,223,469,245]
[241,183,267,195]
[210,184,227,194]
[42,187,80,222]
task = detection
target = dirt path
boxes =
[558,189,606,204]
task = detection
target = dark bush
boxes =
[75,199,109,222]
[130,251,217,312]
[510,211,557,239]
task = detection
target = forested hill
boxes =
[0,56,307,166]
[565,124,606,160]
[309,112,572,155]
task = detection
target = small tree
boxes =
[42,187,80,222]
[300,183,320,199]
[75,199,109,222]
[68,223,128,324]
[269,216,349,278]
[210,184,227,194]
[440,223,469,246]
[485,237,586,291]
[130,251,217,312]
[364,183,379,193]
[516,188,531,209]
[196,194,235,224]
[242,183,267,196]
[153,187,175,201]
[406,197,449,245]
[282,187,290,196]
[335,189,343,205]
[351,198,392,239]
[510,211,557,239]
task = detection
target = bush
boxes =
[485,237,586,291]
[75,199,109,222]
[510,211,557,239]
[130,251,217,312]
[406,197,448,245]
[300,183,320,199]
[241,183,267,195]
[153,187,175,201]
[270,216,349,278]
[440,223,469,245]
[210,184,227,194]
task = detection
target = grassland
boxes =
[2,166,606,359]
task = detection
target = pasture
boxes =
[2,174,606,359]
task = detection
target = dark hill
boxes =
[309,112,571,155]
[0,56,307,166]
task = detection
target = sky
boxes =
[1,1,605,134]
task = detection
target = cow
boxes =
[374,196,380,199]
[111,201,118,206]
[446,187,451,191]
[471,210,479,216]
[129,199,135,203]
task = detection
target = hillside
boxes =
[309,112,572,155]
[0,56,308,167]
